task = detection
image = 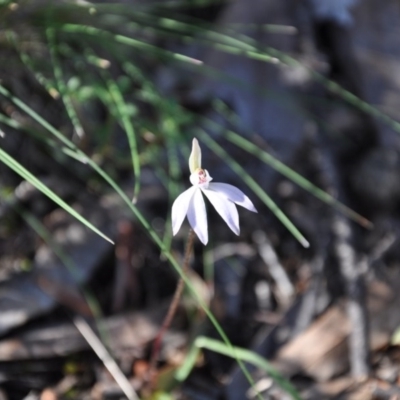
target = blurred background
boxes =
[1,0,400,399]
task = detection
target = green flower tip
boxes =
[189,138,201,174]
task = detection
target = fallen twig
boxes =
[73,315,139,400]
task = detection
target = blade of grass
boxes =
[0,111,72,152]
[227,23,297,35]
[264,46,400,135]
[163,133,183,255]
[203,248,214,292]
[0,84,75,150]
[0,113,21,129]
[16,48,59,99]
[122,16,279,64]
[46,27,85,139]
[175,336,302,400]
[225,129,372,229]
[0,147,114,245]
[99,66,141,203]
[60,24,203,65]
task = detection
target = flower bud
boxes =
[189,138,201,173]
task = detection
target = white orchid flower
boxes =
[172,138,257,245]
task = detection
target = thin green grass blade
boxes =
[263,46,400,135]
[176,336,302,400]
[60,24,203,65]
[0,84,75,149]
[0,147,114,244]
[17,49,59,99]
[123,13,278,63]
[224,130,372,229]
[0,113,21,129]
[227,23,297,35]
[163,136,182,255]
[47,27,85,139]
[203,248,214,288]
[0,111,62,150]
[197,131,310,248]
[100,68,141,203]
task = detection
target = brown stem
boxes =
[145,229,196,390]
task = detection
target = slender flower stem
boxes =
[146,229,196,389]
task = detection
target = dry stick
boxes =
[333,215,370,378]
[74,315,139,400]
[147,229,196,387]
[315,142,370,378]
[253,230,294,306]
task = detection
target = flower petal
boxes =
[171,186,196,235]
[202,188,240,235]
[189,138,202,173]
[187,189,208,245]
[208,182,257,212]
